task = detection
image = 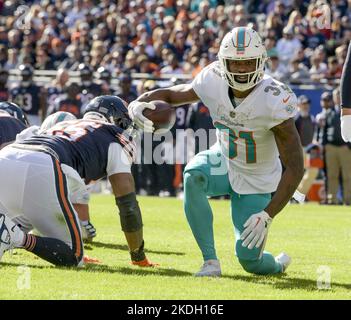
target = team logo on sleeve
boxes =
[285,104,296,114]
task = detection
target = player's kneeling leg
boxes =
[23,234,82,267]
[231,193,282,275]
[183,170,218,260]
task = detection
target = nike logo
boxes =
[283,96,290,103]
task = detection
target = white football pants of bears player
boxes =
[0,146,83,263]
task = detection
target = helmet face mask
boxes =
[218,27,267,91]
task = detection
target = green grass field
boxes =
[0,195,350,300]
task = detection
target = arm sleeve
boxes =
[106,142,132,177]
[267,94,299,129]
[340,41,351,109]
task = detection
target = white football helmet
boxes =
[218,27,267,91]
[40,111,77,133]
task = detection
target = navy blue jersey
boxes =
[10,85,41,115]
[20,119,135,183]
[0,114,26,145]
[174,105,192,130]
[46,86,64,109]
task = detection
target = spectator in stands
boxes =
[265,49,288,82]
[309,54,328,83]
[325,56,343,81]
[288,57,311,84]
[59,45,82,71]
[46,68,70,111]
[50,38,68,70]
[276,26,302,64]
[35,49,54,70]
[7,29,21,50]
[306,22,327,49]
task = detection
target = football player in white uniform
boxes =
[129,27,304,276]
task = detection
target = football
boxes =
[142,100,176,134]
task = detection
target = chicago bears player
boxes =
[129,27,304,276]
[340,42,351,142]
[0,101,29,149]
[10,64,46,126]
[0,95,156,267]
[14,111,97,243]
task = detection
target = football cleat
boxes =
[131,258,159,267]
[195,259,221,277]
[0,213,24,261]
[275,252,292,273]
[83,255,101,264]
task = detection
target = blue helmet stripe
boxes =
[237,27,246,52]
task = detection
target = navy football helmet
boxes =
[0,101,29,126]
[84,95,132,130]
[96,66,111,82]
[18,64,34,82]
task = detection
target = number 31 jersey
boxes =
[191,61,298,194]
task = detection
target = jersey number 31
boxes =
[214,122,256,163]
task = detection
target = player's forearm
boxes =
[137,84,198,107]
[265,164,304,218]
[137,88,171,103]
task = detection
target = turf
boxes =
[0,195,350,300]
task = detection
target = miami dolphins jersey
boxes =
[191,61,298,194]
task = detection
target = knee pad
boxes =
[238,258,263,275]
[115,192,143,232]
[183,170,208,192]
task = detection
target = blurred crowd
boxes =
[0,0,350,203]
[0,0,350,85]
